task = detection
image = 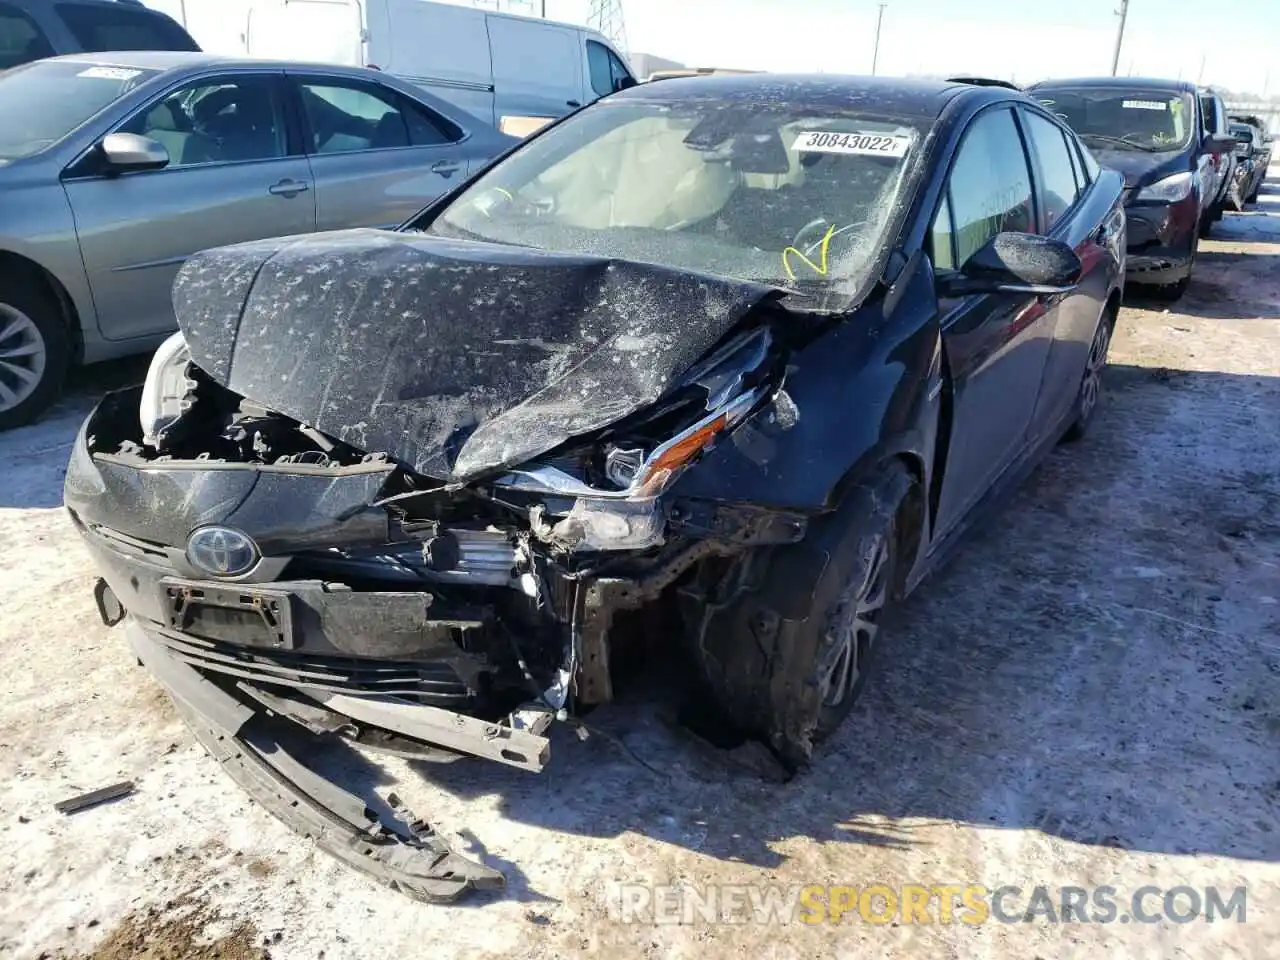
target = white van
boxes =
[147,0,636,135]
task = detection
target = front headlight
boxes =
[139,332,195,447]
[502,387,768,551]
[1136,171,1194,203]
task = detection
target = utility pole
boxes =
[871,2,887,76]
[1110,0,1129,77]
[1197,52,1206,84]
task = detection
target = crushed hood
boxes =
[173,229,781,481]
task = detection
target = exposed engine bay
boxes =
[65,230,830,903]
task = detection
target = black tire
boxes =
[0,270,70,431]
[1152,275,1190,302]
[685,462,914,771]
[1061,305,1115,443]
[1199,210,1215,237]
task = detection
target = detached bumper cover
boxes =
[127,620,509,902]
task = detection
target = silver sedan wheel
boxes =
[820,534,890,708]
[0,303,46,414]
[1079,318,1111,422]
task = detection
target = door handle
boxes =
[430,159,462,177]
[566,99,581,108]
[268,179,310,197]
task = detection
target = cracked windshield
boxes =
[430,99,920,302]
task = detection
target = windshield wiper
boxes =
[1079,133,1162,153]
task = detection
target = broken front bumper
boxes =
[126,619,517,900]
[65,388,808,900]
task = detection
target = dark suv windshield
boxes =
[55,2,199,52]
[1033,88,1195,152]
[0,2,54,69]
[427,98,923,305]
[0,59,158,160]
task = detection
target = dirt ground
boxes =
[1,184,1277,960]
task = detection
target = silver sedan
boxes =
[0,51,515,428]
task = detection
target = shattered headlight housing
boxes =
[139,332,196,448]
[496,328,775,552]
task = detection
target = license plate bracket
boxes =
[160,578,296,650]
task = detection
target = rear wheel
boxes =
[0,272,69,431]
[1062,306,1114,442]
[684,462,914,771]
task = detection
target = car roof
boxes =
[612,73,1004,121]
[45,51,385,77]
[1028,76,1200,95]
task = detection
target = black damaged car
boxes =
[66,75,1125,901]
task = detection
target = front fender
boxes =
[0,176,97,354]
[670,264,942,514]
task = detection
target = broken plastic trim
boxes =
[126,621,506,902]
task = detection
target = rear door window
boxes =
[0,2,55,69]
[296,79,461,154]
[1021,110,1082,232]
[54,2,199,52]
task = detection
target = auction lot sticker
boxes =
[793,131,910,157]
[1122,100,1167,111]
[77,66,143,81]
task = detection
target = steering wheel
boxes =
[470,186,555,219]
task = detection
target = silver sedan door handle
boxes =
[430,159,462,178]
[269,179,311,197]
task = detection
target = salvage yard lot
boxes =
[2,188,1279,959]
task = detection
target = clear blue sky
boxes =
[533,0,1279,95]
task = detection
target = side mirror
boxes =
[1205,132,1238,154]
[937,232,1082,297]
[100,132,169,173]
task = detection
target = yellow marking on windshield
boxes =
[782,223,839,282]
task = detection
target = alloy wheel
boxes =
[820,534,891,708]
[1078,319,1111,422]
[0,304,47,414]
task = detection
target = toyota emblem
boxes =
[186,526,260,577]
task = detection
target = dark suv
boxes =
[0,0,198,71]
[1028,76,1237,300]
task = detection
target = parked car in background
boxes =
[1029,77,1236,300]
[0,0,197,70]
[1197,88,1234,231]
[65,73,1126,900]
[1227,122,1266,208]
[0,51,513,428]
[147,0,636,137]
[1230,113,1274,154]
